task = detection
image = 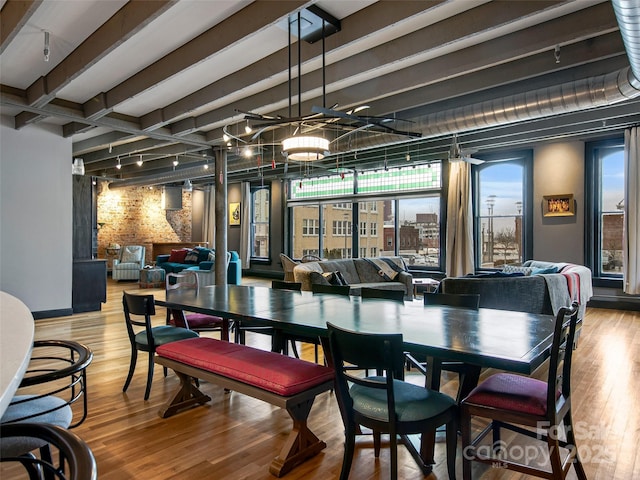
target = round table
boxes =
[0,291,34,416]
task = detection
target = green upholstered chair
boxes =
[122,292,198,400]
[327,322,457,480]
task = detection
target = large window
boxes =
[251,186,270,259]
[288,164,443,268]
[586,138,625,281]
[473,151,532,269]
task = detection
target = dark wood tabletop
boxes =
[157,285,556,375]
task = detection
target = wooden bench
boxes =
[154,337,335,477]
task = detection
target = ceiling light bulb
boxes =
[243,147,252,158]
[173,159,179,167]
[137,155,143,166]
[223,133,230,142]
[116,157,121,169]
[245,122,252,134]
[203,164,209,170]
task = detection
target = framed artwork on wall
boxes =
[543,194,575,217]
[229,202,241,225]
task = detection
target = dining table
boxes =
[157,284,561,473]
[0,291,35,417]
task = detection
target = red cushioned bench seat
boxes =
[154,337,334,477]
[156,337,334,396]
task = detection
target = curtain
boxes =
[239,182,251,269]
[202,186,215,249]
[445,161,475,277]
[623,126,640,295]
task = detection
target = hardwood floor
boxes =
[3,278,639,479]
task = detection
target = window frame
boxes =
[250,184,271,261]
[471,149,533,270]
[585,137,625,287]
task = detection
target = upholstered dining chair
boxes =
[0,340,93,470]
[122,291,198,400]
[165,271,229,339]
[112,245,145,281]
[1,423,97,480]
[360,287,405,302]
[406,293,481,402]
[327,322,457,480]
[279,253,299,282]
[460,301,586,480]
[311,284,351,296]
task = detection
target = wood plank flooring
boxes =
[2,278,638,479]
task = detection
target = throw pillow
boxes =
[168,248,189,263]
[194,247,211,263]
[184,249,200,264]
[121,246,142,263]
[208,251,216,262]
[532,266,559,275]
[502,265,533,276]
[310,271,331,286]
[322,272,339,285]
[334,271,348,285]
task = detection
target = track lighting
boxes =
[137,155,143,167]
[245,121,252,134]
[116,157,121,169]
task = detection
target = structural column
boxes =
[214,147,228,285]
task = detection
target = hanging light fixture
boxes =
[281,9,330,162]
[183,179,193,192]
[282,136,329,161]
[71,158,84,175]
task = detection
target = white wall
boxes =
[0,116,73,313]
[533,141,585,264]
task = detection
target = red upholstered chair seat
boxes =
[156,337,334,396]
[463,372,556,416]
[170,313,224,329]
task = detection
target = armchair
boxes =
[112,245,145,281]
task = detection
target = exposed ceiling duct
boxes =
[612,0,640,87]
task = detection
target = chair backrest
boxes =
[166,271,198,291]
[360,287,404,302]
[311,284,350,296]
[122,291,156,347]
[327,322,405,424]
[11,340,93,428]
[280,253,299,282]
[271,280,302,291]
[423,292,480,309]
[118,245,145,265]
[0,423,97,480]
[547,301,580,414]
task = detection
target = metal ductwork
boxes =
[417,67,640,137]
[613,0,640,88]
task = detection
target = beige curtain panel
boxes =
[623,126,640,295]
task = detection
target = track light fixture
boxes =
[116,157,121,169]
[43,31,50,62]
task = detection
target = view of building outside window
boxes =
[600,149,624,274]
[289,164,441,262]
[381,198,440,266]
[251,188,270,258]
[477,163,524,268]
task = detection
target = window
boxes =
[288,165,442,265]
[473,151,532,269]
[586,138,624,281]
[302,219,320,236]
[251,186,270,259]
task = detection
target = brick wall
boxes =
[97,183,192,264]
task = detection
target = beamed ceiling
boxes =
[1,0,639,187]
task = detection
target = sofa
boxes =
[156,247,242,285]
[439,260,593,319]
[112,245,145,281]
[293,257,413,300]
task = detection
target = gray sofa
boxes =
[293,257,413,300]
[439,260,592,319]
